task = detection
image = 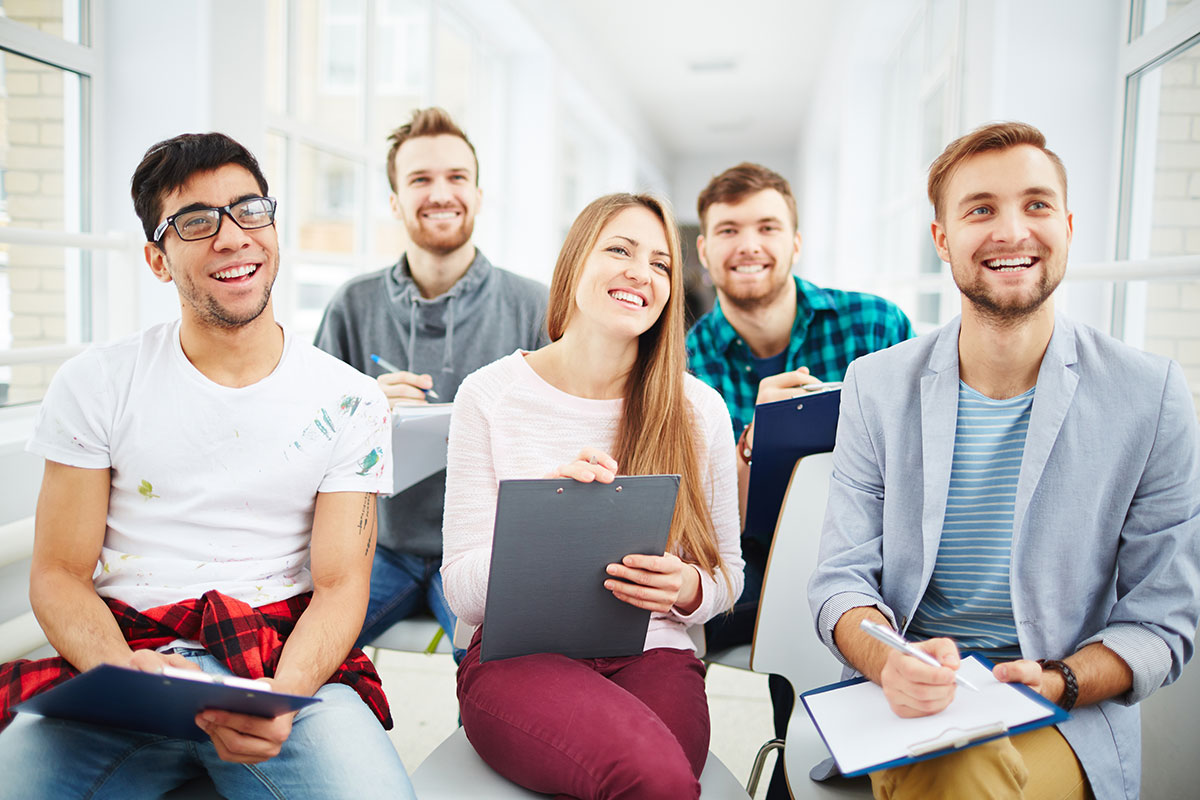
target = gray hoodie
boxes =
[314,249,549,557]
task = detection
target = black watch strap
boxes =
[1037,658,1079,711]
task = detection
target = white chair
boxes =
[413,727,750,799]
[1139,621,1200,799]
[367,613,454,658]
[745,453,871,798]
[0,452,48,663]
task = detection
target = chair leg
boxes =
[746,738,784,796]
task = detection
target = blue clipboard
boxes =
[744,388,841,544]
[14,664,320,741]
[800,653,1069,777]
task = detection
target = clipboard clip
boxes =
[905,721,1009,756]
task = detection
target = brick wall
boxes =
[2,1,69,405]
[1141,20,1200,414]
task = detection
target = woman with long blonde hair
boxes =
[441,193,743,798]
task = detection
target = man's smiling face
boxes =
[932,144,1073,324]
[145,163,279,330]
[697,189,801,312]
[390,134,481,257]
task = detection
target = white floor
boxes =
[373,649,778,799]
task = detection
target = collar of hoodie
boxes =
[387,249,491,374]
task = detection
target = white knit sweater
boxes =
[441,350,744,653]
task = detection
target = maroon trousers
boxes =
[457,631,710,800]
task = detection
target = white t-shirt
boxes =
[28,320,391,611]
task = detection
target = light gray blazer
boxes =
[808,314,1200,800]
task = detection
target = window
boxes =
[266,0,500,341]
[1113,0,1200,411]
[319,0,364,96]
[877,0,961,332]
[0,2,105,409]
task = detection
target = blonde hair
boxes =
[547,193,727,588]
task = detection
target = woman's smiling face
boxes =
[571,205,672,341]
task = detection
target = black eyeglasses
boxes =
[153,196,278,242]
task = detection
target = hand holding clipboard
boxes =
[481,452,682,662]
[545,449,700,617]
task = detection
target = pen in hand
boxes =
[860,619,980,692]
[370,353,440,400]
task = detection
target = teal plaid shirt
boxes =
[686,276,914,433]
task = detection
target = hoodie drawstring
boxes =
[406,299,417,369]
[441,295,455,374]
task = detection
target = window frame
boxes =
[0,10,111,411]
[1109,0,1200,340]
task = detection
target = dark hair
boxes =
[131,132,269,245]
[386,107,479,192]
[928,121,1068,220]
[696,162,798,232]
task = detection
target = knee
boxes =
[601,744,699,800]
[871,738,1028,800]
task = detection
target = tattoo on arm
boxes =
[358,494,375,556]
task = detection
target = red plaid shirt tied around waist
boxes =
[0,590,391,733]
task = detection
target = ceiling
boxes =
[510,0,844,159]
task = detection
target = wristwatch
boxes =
[1036,659,1079,711]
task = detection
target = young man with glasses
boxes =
[0,132,415,799]
[315,107,548,658]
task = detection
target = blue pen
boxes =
[369,354,440,400]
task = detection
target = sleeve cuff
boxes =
[670,564,711,624]
[817,591,897,667]
[1078,623,1172,705]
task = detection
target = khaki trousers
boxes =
[870,726,1090,800]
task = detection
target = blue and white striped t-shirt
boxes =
[907,381,1034,657]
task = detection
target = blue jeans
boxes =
[358,547,465,662]
[0,651,415,800]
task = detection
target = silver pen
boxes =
[860,619,980,692]
[370,353,440,400]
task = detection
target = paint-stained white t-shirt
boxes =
[28,320,391,611]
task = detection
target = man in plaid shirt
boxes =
[0,133,415,799]
[688,162,912,799]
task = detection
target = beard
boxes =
[171,256,277,330]
[717,264,794,313]
[952,248,1063,325]
[406,204,475,256]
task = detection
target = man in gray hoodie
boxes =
[315,108,548,659]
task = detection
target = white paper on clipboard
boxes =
[389,403,453,495]
[801,656,1065,777]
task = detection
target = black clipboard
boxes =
[14,664,320,741]
[744,388,841,544]
[480,475,679,662]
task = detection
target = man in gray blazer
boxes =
[809,121,1200,800]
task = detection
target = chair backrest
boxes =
[749,452,844,692]
[0,451,46,662]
